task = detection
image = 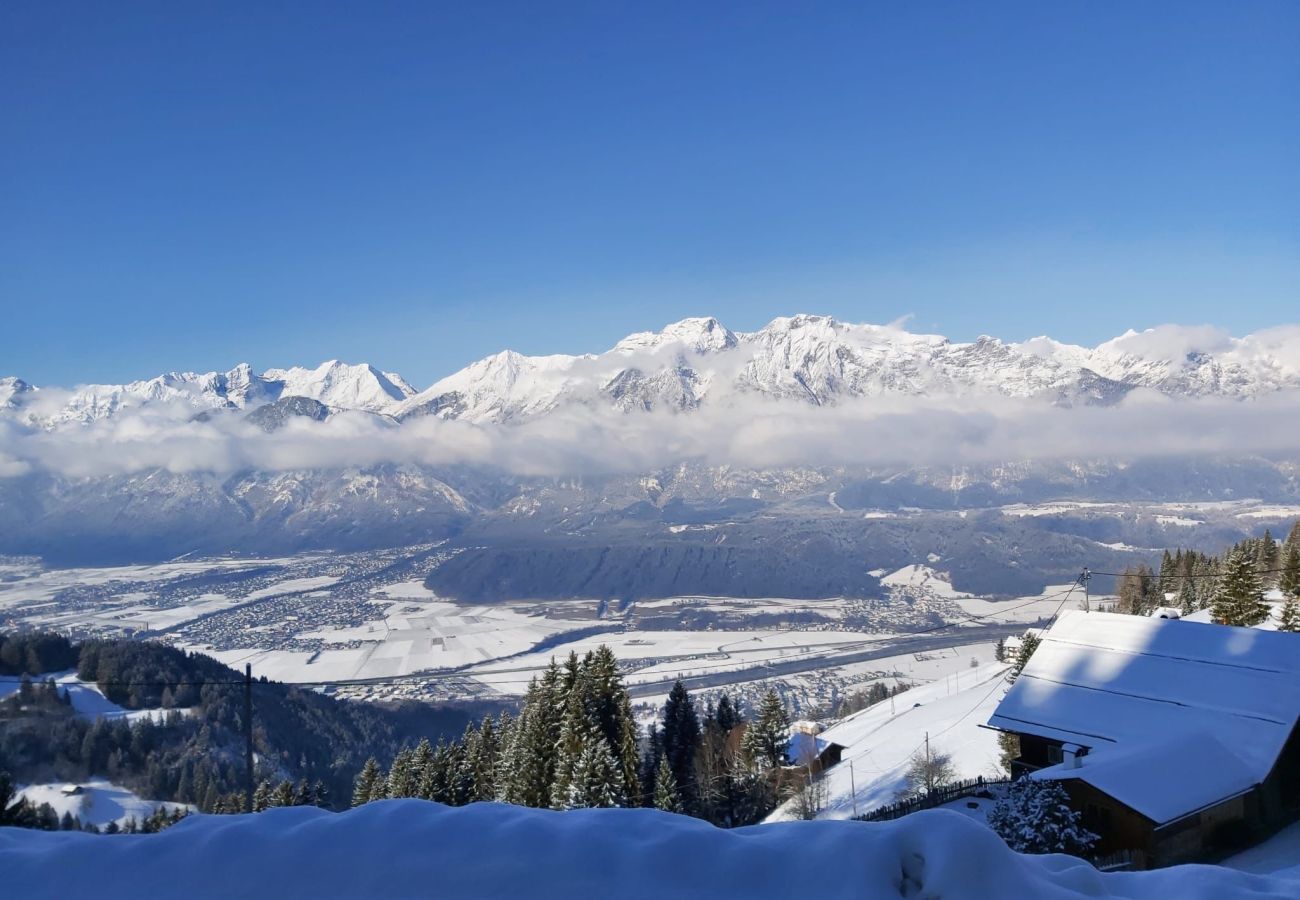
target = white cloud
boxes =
[4,389,1300,480]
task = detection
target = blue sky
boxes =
[2,1,1297,387]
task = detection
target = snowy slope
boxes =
[261,361,415,414]
[16,779,191,829]
[0,671,191,723]
[0,800,1294,900]
[768,663,1012,822]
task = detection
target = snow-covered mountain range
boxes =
[6,316,1300,428]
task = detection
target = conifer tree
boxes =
[271,780,294,808]
[740,689,789,771]
[1212,546,1270,627]
[660,681,702,808]
[653,759,683,813]
[1278,595,1300,634]
[386,747,419,799]
[561,727,627,810]
[1158,550,1176,595]
[715,694,741,732]
[353,757,382,807]
[252,780,272,812]
[1177,577,1197,616]
[1257,530,1280,586]
[1005,632,1041,685]
[1280,543,1300,601]
[988,779,1097,855]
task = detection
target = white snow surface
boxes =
[1,800,1295,900]
[15,779,190,828]
[0,671,189,722]
[768,664,1011,822]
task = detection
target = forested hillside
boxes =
[0,633,496,819]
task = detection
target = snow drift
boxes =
[1,800,1295,900]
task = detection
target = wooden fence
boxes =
[854,776,1010,822]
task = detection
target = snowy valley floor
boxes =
[2,801,1297,900]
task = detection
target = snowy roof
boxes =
[1034,731,1258,824]
[989,610,1300,823]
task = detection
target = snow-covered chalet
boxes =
[986,610,1300,867]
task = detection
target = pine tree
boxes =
[1280,543,1300,601]
[561,728,627,810]
[652,757,683,813]
[271,780,294,808]
[1212,546,1270,627]
[740,689,789,771]
[1005,632,1041,685]
[1278,596,1300,634]
[988,778,1097,855]
[660,681,702,808]
[1158,549,1175,595]
[353,758,382,807]
[715,694,741,732]
[386,747,419,799]
[1257,530,1280,586]
[251,780,272,812]
[1177,577,1197,616]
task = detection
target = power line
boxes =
[1088,566,1287,578]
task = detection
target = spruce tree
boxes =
[740,689,789,771]
[1278,596,1300,634]
[1280,543,1300,600]
[1005,632,1041,685]
[1177,577,1197,616]
[715,694,741,732]
[271,780,294,808]
[353,757,382,806]
[1257,530,1280,586]
[653,759,683,813]
[251,780,272,812]
[1158,550,1175,595]
[660,681,702,808]
[1211,546,1270,627]
[988,778,1097,855]
[561,728,627,810]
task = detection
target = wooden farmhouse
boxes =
[987,610,1300,868]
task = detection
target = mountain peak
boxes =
[613,317,739,354]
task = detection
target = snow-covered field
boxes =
[0,670,189,723]
[767,663,1012,821]
[15,779,191,829]
[1,801,1294,900]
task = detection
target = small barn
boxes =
[987,610,1300,867]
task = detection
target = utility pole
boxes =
[244,663,254,814]
[849,759,858,818]
[1081,568,1091,613]
[924,730,930,792]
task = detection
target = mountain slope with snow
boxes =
[6,317,1300,428]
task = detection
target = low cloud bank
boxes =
[3,390,1300,480]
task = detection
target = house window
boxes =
[1046,745,1063,765]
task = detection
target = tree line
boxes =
[1113,520,1300,628]
[350,648,799,827]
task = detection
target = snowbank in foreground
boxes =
[1,801,1295,900]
